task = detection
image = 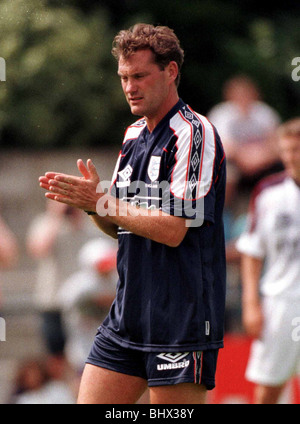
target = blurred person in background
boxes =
[0,213,19,270]
[57,237,117,374]
[26,200,99,359]
[236,117,300,403]
[208,75,282,191]
[10,356,75,404]
[222,164,247,333]
[0,212,19,308]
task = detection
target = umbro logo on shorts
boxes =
[156,352,190,371]
[157,352,189,363]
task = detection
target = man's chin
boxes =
[130,106,144,117]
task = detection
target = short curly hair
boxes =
[111,23,184,87]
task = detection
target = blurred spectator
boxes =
[10,356,75,404]
[0,214,19,270]
[0,212,19,308]
[57,237,117,373]
[208,75,282,189]
[236,117,300,403]
[223,164,247,333]
[26,200,99,358]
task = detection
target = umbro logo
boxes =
[117,164,133,187]
[156,352,189,363]
[156,353,190,371]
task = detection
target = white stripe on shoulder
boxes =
[195,113,216,198]
[169,110,216,200]
[169,112,193,199]
[123,119,147,144]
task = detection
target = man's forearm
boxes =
[240,254,264,338]
[89,214,119,239]
[96,193,188,247]
[240,254,263,306]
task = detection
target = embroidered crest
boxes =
[147,156,161,182]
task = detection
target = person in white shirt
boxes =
[208,75,281,186]
[236,117,300,403]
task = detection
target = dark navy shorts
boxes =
[86,328,219,390]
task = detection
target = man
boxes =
[39,23,226,404]
[237,117,300,404]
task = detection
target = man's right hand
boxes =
[39,159,103,213]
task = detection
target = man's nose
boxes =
[125,78,137,94]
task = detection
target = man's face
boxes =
[278,136,300,182]
[118,49,172,120]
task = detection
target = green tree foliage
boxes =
[0,0,298,149]
[0,0,129,148]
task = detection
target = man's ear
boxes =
[167,61,179,84]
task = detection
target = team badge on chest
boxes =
[147,156,161,182]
